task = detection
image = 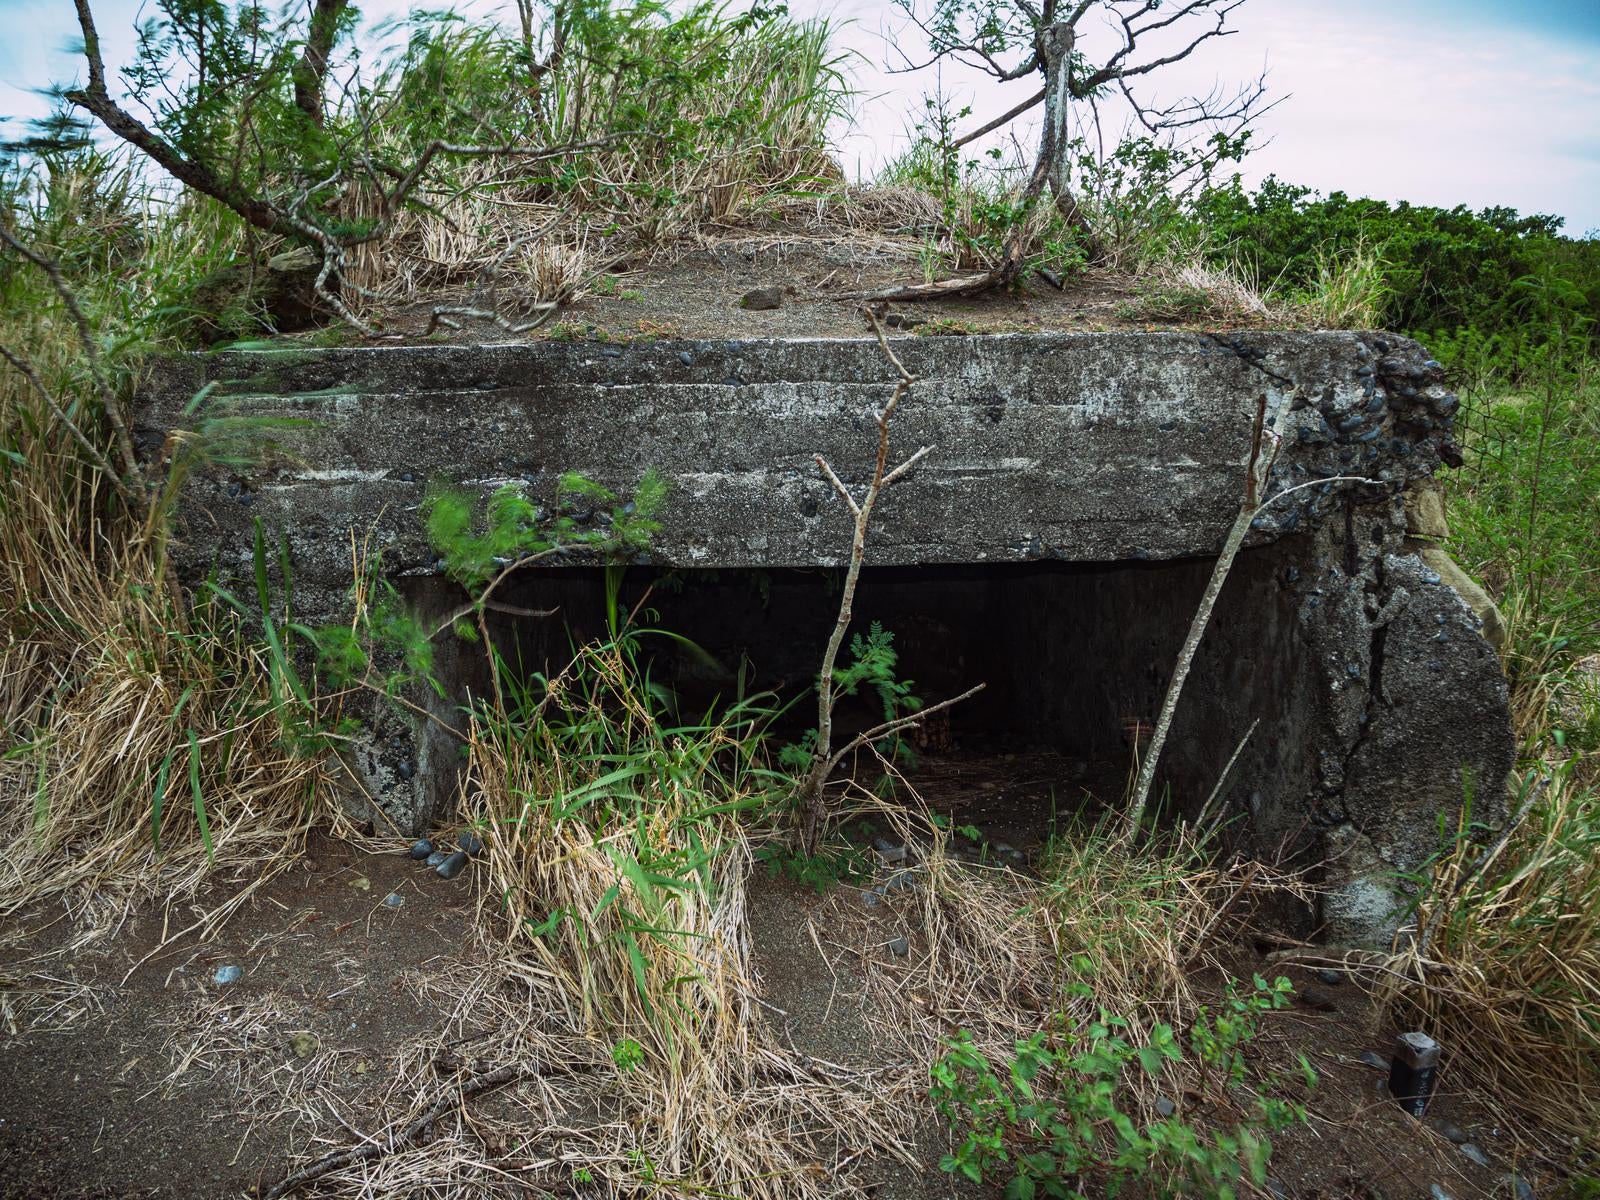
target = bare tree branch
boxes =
[797,311,978,850]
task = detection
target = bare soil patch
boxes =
[288,221,1283,347]
[0,824,1564,1199]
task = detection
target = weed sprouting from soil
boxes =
[444,616,899,1196]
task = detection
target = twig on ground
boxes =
[261,1062,527,1199]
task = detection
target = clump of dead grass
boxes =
[385,633,908,1198]
[2,158,330,925]
[847,787,1302,1123]
[1384,769,1600,1149]
[1123,248,1280,325]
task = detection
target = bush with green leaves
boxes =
[312,470,666,701]
[931,975,1311,1200]
[1192,176,1600,356]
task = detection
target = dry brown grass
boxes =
[428,639,901,1198]
[833,777,1305,1124]
[1,233,328,927]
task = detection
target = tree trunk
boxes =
[1035,21,1096,244]
[293,0,347,128]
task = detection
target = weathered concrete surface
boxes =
[136,330,1511,945]
[139,331,1461,624]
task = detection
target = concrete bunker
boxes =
[138,329,1516,945]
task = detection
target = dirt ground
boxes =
[0,808,1558,1199]
[291,216,1280,347]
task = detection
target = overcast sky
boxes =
[3,0,1597,233]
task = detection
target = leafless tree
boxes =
[797,313,984,850]
[876,0,1268,298]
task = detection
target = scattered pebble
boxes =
[1358,1050,1388,1070]
[1433,1120,1469,1145]
[436,850,469,880]
[993,843,1026,864]
[409,839,434,860]
[1505,1174,1534,1200]
[1430,1186,1455,1200]
[860,889,881,909]
[1459,1143,1491,1169]
[1296,984,1338,1012]
[1315,967,1345,985]
[213,965,242,986]
[1154,1097,1176,1118]
[887,936,909,957]
[288,1032,318,1059]
[1265,1177,1289,1200]
[460,831,485,857]
[426,850,447,867]
[383,892,404,909]
[878,870,917,894]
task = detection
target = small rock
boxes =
[1459,1143,1491,1168]
[349,875,371,892]
[460,831,485,857]
[408,839,434,860]
[994,843,1026,864]
[382,892,404,909]
[1504,1174,1534,1200]
[1358,1050,1389,1070]
[436,850,469,880]
[395,760,414,780]
[1265,1177,1288,1200]
[1434,1120,1469,1145]
[860,889,881,909]
[1431,1187,1455,1200]
[288,1032,318,1059]
[426,850,447,867]
[1315,967,1344,985]
[1296,984,1338,1011]
[739,286,784,311]
[878,869,917,894]
[872,836,908,865]
[677,350,695,366]
[1154,1096,1176,1118]
[887,936,909,957]
[213,965,242,986]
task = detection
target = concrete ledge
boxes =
[138,330,1459,624]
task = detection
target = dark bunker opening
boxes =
[450,555,1284,855]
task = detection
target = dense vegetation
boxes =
[1,0,1596,1192]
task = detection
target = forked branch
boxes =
[797,311,983,849]
[1125,394,1379,838]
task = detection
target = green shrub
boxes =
[931,976,1310,1200]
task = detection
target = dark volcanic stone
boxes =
[739,286,784,311]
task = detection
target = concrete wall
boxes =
[136,329,1512,945]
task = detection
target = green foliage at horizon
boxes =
[1192,175,1600,357]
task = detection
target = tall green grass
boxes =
[1392,326,1600,1147]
